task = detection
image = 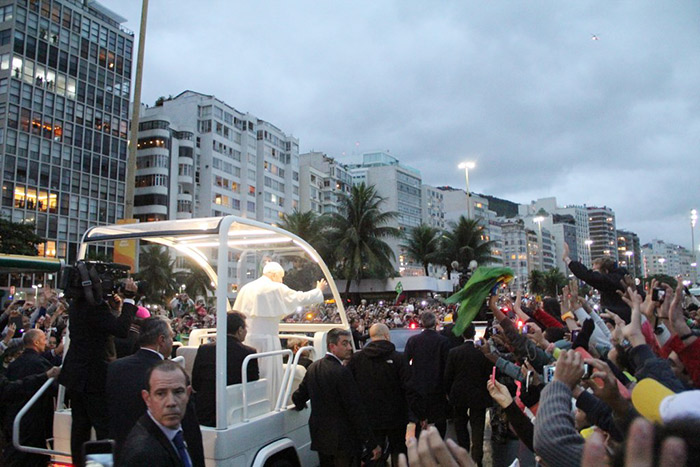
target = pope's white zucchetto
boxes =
[263,262,284,275]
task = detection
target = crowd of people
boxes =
[0,249,698,466]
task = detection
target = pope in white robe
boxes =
[233,261,326,404]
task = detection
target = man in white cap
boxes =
[233,261,327,402]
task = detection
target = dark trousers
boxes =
[453,406,486,466]
[69,390,109,467]
[318,451,360,467]
[374,427,406,465]
[415,393,448,438]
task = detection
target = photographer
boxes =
[58,276,138,467]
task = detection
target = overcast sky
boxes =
[101,0,700,251]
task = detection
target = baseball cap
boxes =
[632,378,700,424]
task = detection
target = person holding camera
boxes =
[59,277,138,467]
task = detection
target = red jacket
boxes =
[533,308,564,329]
[663,334,700,387]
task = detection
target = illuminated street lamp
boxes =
[458,162,476,219]
[533,216,545,271]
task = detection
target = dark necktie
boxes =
[173,430,193,467]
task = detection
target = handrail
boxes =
[240,349,293,422]
[280,345,316,407]
[13,377,71,457]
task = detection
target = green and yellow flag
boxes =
[445,266,513,336]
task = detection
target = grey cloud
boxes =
[102,0,700,247]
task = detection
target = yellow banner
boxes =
[114,218,139,272]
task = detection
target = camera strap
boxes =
[76,261,104,306]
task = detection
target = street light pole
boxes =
[125,0,150,220]
[458,162,475,219]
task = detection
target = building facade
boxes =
[642,240,697,283]
[135,91,299,225]
[518,198,591,268]
[617,229,642,277]
[348,151,422,275]
[420,184,445,230]
[0,0,134,286]
[298,151,351,215]
[587,206,618,262]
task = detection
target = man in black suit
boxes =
[119,360,194,467]
[106,317,204,466]
[347,323,413,466]
[293,328,381,466]
[191,312,258,427]
[58,277,138,467]
[404,311,450,437]
[3,330,54,466]
[444,324,493,466]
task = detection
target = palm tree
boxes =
[135,244,177,303]
[529,268,567,296]
[279,209,327,252]
[325,183,401,297]
[401,224,440,276]
[175,258,214,300]
[434,216,496,275]
[528,270,546,295]
[543,268,567,296]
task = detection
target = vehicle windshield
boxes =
[80,216,346,331]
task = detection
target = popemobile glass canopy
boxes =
[79,215,348,332]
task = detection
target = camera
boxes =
[652,287,665,302]
[59,261,143,304]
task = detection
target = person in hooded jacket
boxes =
[347,323,413,466]
[563,242,631,322]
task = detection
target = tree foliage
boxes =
[135,244,177,303]
[401,224,440,276]
[644,274,678,289]
[325,183,401,297]
[0,218,43,255]
[279,209,330,259]
[175,258,214,300]
[433,216,496,275]
[529,268,567,296]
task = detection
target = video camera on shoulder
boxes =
[59,260,145,305]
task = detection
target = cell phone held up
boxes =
[652,287,665,303]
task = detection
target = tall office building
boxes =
[298,151,351,215]
[587,206,618,262]
[348,151,422,275]
[135,91,299,225]
[642,239,697,283]
[519,198,591,268]
[501,220,530,290]
[421,184,445,230]
[617,229,642,277]
[0,0,133,286]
